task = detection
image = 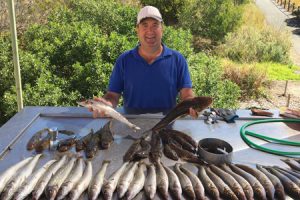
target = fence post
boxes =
[288,0,290,11]
[284,0,286,9]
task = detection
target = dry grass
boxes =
[241,3,266,29]
[291,0,300,7]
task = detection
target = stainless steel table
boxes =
[0,106,299,199]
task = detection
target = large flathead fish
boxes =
[152,96,212,132]
[78,99,140,131]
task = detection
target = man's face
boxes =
[136,18,163,49]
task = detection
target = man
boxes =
[92,6,196,117]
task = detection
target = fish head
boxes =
[191,96,213,112]
[77,99,93,108]
[46,186,58,200]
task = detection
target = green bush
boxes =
[188,53,241,108]
[178,0,243,42]
[216,26,291,64]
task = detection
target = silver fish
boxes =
[198,165,220,200]
[56,158,85,200]
[210,165,246,200]
[88,160,110,200]
[45,156,76,200]
[0,156,33,194]
[14,159,56,200]
[32,155,67,200]
[174,163,195,200]
[78,99,140,131]
[163,164,182,200]
[180,165,206,200]
[1,154,42,200]
[155,160,169,200]
[126,162,146,200]
[117,162,139,198]
[144,164,157,200]
[221,164,254,200]
[69,160,93,200]
[102,162,129,200]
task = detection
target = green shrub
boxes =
[188,53,241,108]
[216,26,291,64]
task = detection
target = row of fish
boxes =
[26,121,114,159]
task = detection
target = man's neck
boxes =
[138,44,163,64]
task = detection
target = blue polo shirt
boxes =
[108,44,192,114]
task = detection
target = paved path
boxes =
[255,0,300,66]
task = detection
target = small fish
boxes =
[88,160,110,200]
[221,164,254,200]
[32,155,67,200]
[267,167,300,199]
[205,166,238,200]
[123,139,142,162]
[26,128,49,150]
[210,165,246,200]
[102,162,129,200]
[274,165,300,179]
[236,164,275,200]
[75,129,94,152]
[85,132,100,159]
[34,134,51,153]
[98,121,114,149]
[174,163,195,199]
[276,167,300,187]
[163,143,179,161]
[155,160,169,200]
[281,158,300,171]
[14,159,56,200]
[117,162,139,198]
[69,161,93,200]
[57,138,76,152]
[144,164,157,200]
[125,162,147,200]
[257,165,285,200]
[169,141,202,164]
[162,129,197,151]
[1,154,42,200]
[78,99,140,131]
[180,165,206,200]
[230,164,267,200]
[197,165,220,200]
[163,164,182,200]
[0,156,33,194]
[133,138,151,160]
[56,158,85,200]
[149,133,163,162]
[152,96,213,132]
[45,157,77,200]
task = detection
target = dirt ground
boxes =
[239,80,300,109]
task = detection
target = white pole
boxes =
[7,0,23,111]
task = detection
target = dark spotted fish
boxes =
[236,164,275,200]
[197,165,220,200]
[34,134,51,153]
[210,165,246,200]
[229,164,267,200]
[257,165,285,200]
[169,141,202,164]
[133,138,151,160]
[205,166,238,200]
[221,164,254,200]
[163,143,179,161]
[75,129,94,152]
[98,121,114,149]
[57,138,76,152]
[267,167,300,199]
[123,139,143,162]
[152,96,213,132]
[27,128,49,150]
[85,132,100,159]
[162,129,197,151]
[149,133,163,162]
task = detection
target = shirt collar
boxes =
[133,43,173,60]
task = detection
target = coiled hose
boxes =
[240,118,300,156]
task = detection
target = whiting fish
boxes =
[78,99,140,131]
[117,162,139,198]
[174,163,196,200]
[236,164,275,200]
[102,162,129,200]
[274,165,300,179]
[281,158,300,171]
[32,155,67,200]
[155,160,169,200]
[205,166,238,200]
[1,154,42,200]
[221,164,254,200]
[69,161,93,200]
[125,162,146,200]
[45,156,77,200]
[209,165,245,200]
[0,156,33,194]
[257,165,285,200]
[197,165,220,200]
[267,167,300,199]
[152,96,213,132]
[14,159,56,200]
[88,160,110,200]
[144,164,156,200]
[230,164,267,200]
[163,164,182,200]
[276,167,300,187]
[56,158,85,200]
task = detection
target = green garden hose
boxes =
[240,118,300,156]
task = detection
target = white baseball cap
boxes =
[137,6,163,25]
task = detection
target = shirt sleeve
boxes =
[177,54,192,90]
[108,56,124,94]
